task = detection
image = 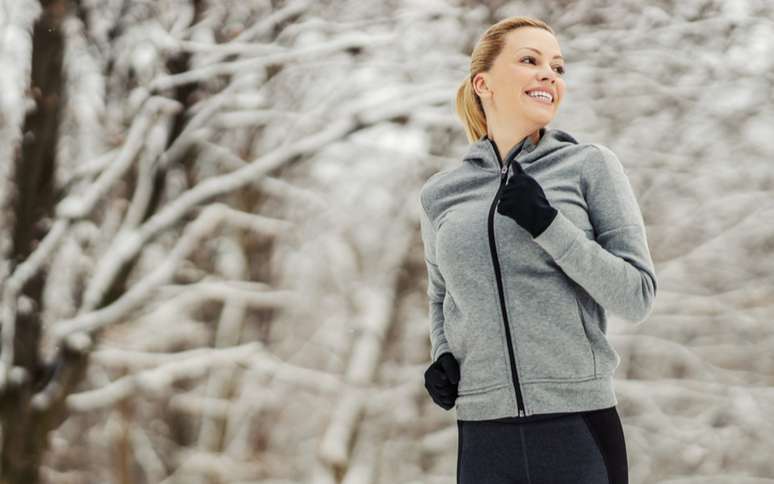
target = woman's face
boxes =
[474,27,566,126]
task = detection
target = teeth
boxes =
[527,91,553,102]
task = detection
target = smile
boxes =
[525,92,553,104]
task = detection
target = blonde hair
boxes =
[455,16,556,143]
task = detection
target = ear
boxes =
[472,72,493,100]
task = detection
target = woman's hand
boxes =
[497,161,558,238]
[424,352,460,410]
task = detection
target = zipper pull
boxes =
[500,163,508,181]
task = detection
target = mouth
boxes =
[524,89,554,105]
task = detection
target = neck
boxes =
[486,125,543,167]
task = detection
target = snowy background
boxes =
[1,0,773,483]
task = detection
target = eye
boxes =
[520,56,566,75]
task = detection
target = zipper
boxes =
[487,142,526,417]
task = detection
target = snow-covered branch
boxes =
[67,342,261,412]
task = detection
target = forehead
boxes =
[503,27,562,57]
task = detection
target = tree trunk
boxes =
[0,1,74,483]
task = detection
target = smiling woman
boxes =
[417,14,655,484]
[460,21,567,155]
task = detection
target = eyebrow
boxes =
[518,47,564,61]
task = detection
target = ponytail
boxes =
[455,76,488,143]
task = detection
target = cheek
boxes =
[496,80,527,102]
[555,82,567,101]
[505,65,531,82]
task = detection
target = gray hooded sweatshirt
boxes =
[419,126,657,421]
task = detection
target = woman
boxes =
[419,16,657,484]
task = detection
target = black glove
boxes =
[424,352,460,410]
[497,161,558,238]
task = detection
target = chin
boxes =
[526,111,554,125]
[522,102,555,118]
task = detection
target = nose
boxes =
[538,64,557,82]
[539,69,557,83]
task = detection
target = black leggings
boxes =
[457,406,627,484]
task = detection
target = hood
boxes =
[462,127,579,171]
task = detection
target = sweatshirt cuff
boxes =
[532,209,583,261]
[432,342,452,362]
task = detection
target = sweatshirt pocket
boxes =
[442,293,508,394]
[441,294,460,353]
[512,278,596,383]
[577,289,621,376]
[574,292,597,377]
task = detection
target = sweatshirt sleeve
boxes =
[419,199,452,362]
[532,144,657,324]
